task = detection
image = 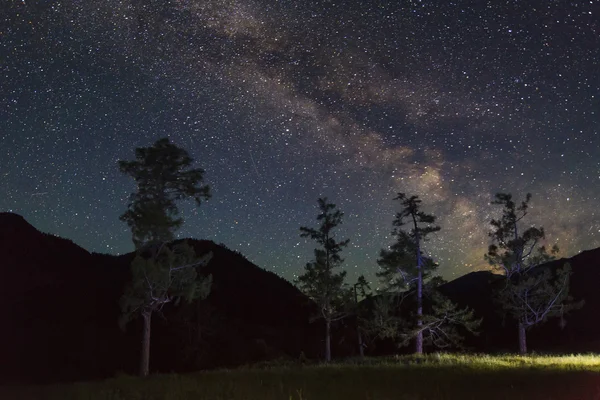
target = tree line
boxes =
[117,138,581,376]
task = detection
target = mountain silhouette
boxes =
[438,252,597,353]
[2,212,600,384]
[0,213,319,383]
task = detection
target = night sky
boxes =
[1,0,599,285]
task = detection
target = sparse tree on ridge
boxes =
[376,193,480,353]
[296,197,351,362]
[485,192,581,354]
[118,138,213,377]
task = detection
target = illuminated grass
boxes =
[246,352,600,372]
[341,352,600,370]
[3,354,600,400]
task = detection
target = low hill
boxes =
[0,213,319,383]
[2,212,600,383]
[438,252,599,353]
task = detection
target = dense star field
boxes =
[1,0,598,284]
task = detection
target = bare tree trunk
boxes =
[415,262,423,354]
[357,328,364,358]
[413,214,424,355]
[325,319,331,362]
[140,311,152,377]
[518,322,527,355]
[354,284,364,358]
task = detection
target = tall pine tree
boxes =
[375,193,480,353]
[118,138,213,376]
[296,198,351,362]
[377,193,440,354]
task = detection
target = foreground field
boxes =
[3,354,600,400]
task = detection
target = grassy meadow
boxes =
[3,353,600,400]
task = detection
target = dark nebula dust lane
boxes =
[1,0,599,284]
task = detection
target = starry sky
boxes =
[1,0,599,285]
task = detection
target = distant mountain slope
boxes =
[152,239,321,371]
[2,212,600,383]
[438,252,600,353]
[437,270,507,351]
[0,213,318,383]
[529,249,600,351]
[0,213,121,382]
[0,212,92,297]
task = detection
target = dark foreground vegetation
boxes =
[4,203,600,384]
[3,354,600,400]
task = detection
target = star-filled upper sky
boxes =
[1,0,599,285]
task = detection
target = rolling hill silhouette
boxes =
[2,212,599,384]
[0,212,319,383]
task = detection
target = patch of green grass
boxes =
[3,354,600,400]
[248,352,600,372]
[341,352,600,371]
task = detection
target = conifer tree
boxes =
[376,193,479,353]
[377,193,440,354]
[118,137,213,377]
[414,281,481,350]
[296,197,351,362]
[486,193,580,354]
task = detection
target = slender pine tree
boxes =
[296,197,351,362]
[377,193,440,354]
